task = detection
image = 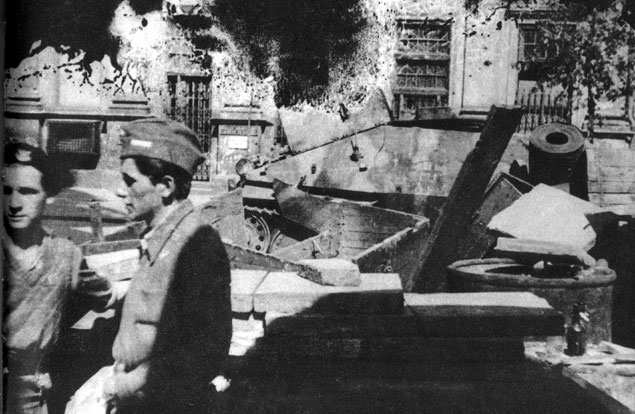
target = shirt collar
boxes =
[2,228,49,274]
[141,200,195,264]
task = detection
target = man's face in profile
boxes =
[3,164,47,231]
[120,157,164,224]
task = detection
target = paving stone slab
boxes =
[253,272,403,314]
[405,292,564,337]
[494,237,596,267]
[255,336,524,362]
[230,316,266,357]
[488,184,601,251]
[231,269,269,313]
[264,309,418,337]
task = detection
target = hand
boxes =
[20,373,52,391]
[36,373,52,390]
[210,375,231,393]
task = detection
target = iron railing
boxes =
[515,90,571,134]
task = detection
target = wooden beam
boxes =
[412,106,523,292]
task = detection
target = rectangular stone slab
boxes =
[494,237,596,267]
[255,336,524,362]
[230,316,265,357]
[231,269,269,313]
[488,184,601,251]
[253,272,403,314]
[298,258,361,286]
[405,292,564,337]
[564,364,635,414]
[264,309,418,337]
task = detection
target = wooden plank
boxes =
[413,106,524,292]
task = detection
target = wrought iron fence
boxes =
[514,90,571,134]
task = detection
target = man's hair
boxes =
[4,142,73,196]
[126,156,192,200]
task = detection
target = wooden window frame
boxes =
[393,18,451,120]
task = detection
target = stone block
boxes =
[488,184,601,250]
[230,316,265,357]
[297,258,361,286]
[494,237,596,267]
[256,336,524,362]
[253,272,403,314]
[405,292,564,338]
[231,269,269,313]
[264,309,418,337]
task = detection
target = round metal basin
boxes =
[447,258,616,343]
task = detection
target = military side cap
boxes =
[120,118,204,176]
[4,142,49,171]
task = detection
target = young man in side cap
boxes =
[100,118,232,413]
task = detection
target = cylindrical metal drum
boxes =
[528,122,585,186]
[447,258,616,343]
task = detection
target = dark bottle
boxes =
[565,302,590,356]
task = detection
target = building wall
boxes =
[5,0,525,118]
[5,0,611,204]
[457,9,520,109]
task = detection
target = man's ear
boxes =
[158,175,176,199]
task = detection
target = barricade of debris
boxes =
[59,98,635,412]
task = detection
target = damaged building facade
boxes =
[9,0,633,198]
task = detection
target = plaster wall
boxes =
[3,0,541,200]
[5,0,523,118]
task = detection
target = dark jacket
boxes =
[110,200,232,412]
